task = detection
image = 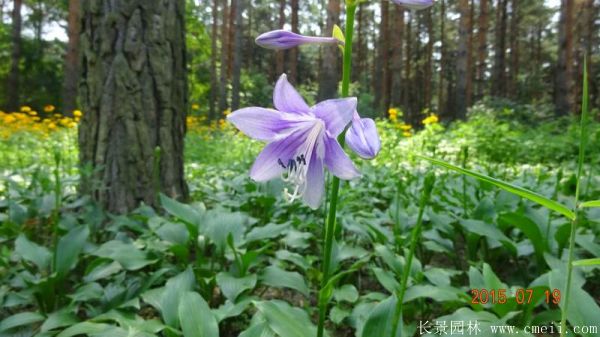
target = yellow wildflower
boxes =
[48,123,57,130]
[73,110,83,117]
[191,104,200,110]
[20,106,31,113]
[403,131,412,137]
[44,105,56,113]
[422,113,439,125]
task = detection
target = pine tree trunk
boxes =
[209,0,218,120]
[353,3,365,83]
[456,0,470,119]
[403,12,412,114]
[227,0,236,80]
[476,0,489,100]
[492,0,508,97]
[62,0,81,115]
[7,0,22,111]
[555,0,574,115]
[231,0,243,110]
[424,8,433,109]
[508,0,519,98]
[379,0,390,114]
[218,0,229,114]
[289,0,300,84]
[317,0,340,100]
[438,0,446,116]
[79,0,188,214]
[466,0,474,106]
[391,7,404,108]
[276,0,286,76]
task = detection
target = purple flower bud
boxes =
[345,111,381,160]
[255,30,340,50]
[391,0,434,10]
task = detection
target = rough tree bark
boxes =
[289,0,300,84]
[476,0,489,100]
[424,8,433,109]
[218,0,229,114]
[317,0,340,100]
[555,0,574,115]
[231,0,243,110]
[492,0,508,97]
[7,0,22,111]
[379,0,390,114]
[456,0,470,119]
[209,0,218,120]
[79,0,188,214]
[390,6,404,108]
[62,0,81,114]
[508,0,519,98]
[438,0,446,116]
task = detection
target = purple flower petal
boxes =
[255,30,339,50]
[324,136,360,180]
[303,149,325,209]
[345,113,381,159]
[227,107,298,141]
[249,125,309,181]
[273,74,310,114]
[391,0,434,10]
[311,97,357,137]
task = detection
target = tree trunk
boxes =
[231,0,243,110]
[227,0,236,79]
[353,2,365,83]
[391,6,404,108]
[317,0,340,100]
[456,0,470,119]
[466,0,475,107]
[7,0,22,111]
[218,0,229,114]
[438,0,446,116]
[209,0,218,120]
[555,0,574,115]
[492,0,508,97]
[79,0,188,214]
[289,0,299,84]
[424,8,433,109]
[62,0,81,114]
[476,0,489,100]
[276,0,286,76]
[379,0,390,114]
[403,12,412,114]
[508,0,519,98]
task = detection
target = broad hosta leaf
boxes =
[460,219,517,255]
[238,321,277,337]
[92,240,156,271]
[0,312,45,332]
[40,310,79,332]
[418,155,575,220]
[216,272,257,301]
[259,266,309,297]
[360,295,397,337]
[160,267,195,328]
[573,258,600,266]
[498,212,546,263]
[55,225,90,279]
[56,322,112,337]
[14,235,51,271]
[178,291,219,337]
[83,261,122,283]
[160,193,203,228]
[333,284,359,303]
[253,300,320,337]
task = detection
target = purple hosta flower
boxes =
[346,112,381,159]
[227,74,360,209]
[392,0,434,10]
[255,30,340,50]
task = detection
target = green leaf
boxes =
[332,24,345,43]
[216,272,257,301]
[40,310,79,332]
[160,267,195,328]
[573,258,600,267]
[498,212,546,264]
[254,300,319,337]
[360,295,396,337]
[15,235,51,271]
[460,219,517,255]
[0,312,45,332]
[160,193,202,238]
[56,322,112,337]
[178,291,219,337]
[238,321,276,337]
[417,155,575,220]
[92,240,156,271]
[333,284,359,303]
[55,225,90,279]
[83,261,122,283]
[260,266,309,297]
[580,200,600,208]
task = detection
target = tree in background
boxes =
[78,0,188,214]
[62,0,80,114]
[318,0,340,100]
[555,0,574,116]
[7,0,22,111]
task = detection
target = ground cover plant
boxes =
[1,0,600,336]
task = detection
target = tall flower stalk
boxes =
[316,2,357,337]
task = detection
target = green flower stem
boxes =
[316,3,357,337]
[560,59,589,337]
[391,173,435,337]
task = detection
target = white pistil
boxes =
[280,120,324,203]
